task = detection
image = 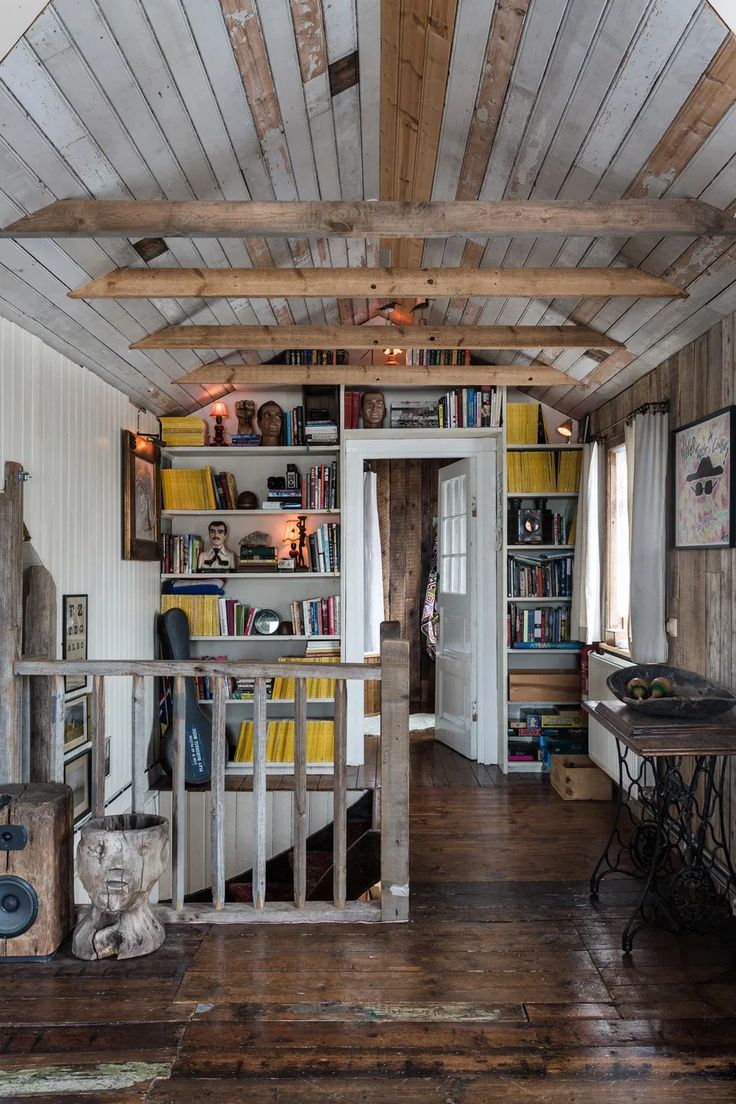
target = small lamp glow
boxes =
[209,401,228,447]
[283,515,308,570]
[383,347,404,366]
[557,418,573,440]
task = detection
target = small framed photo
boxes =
[64,749,92,825]
[62,593,88,695]
[122,430,161,561]
[63,694,88,754]
[672,406,736,549]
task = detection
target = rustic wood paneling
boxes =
[590,309,736,855]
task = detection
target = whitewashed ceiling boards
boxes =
[0,0,735,416]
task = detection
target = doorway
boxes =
[343,435,501,766]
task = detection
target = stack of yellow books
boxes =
[161,466,218,510]
[507,452,556,493]
[272,656,337,701]
[506,403,543,444]
[160,417,207,447]
[557,451,582,492]
[160,595,220,636]
[234,719,335,763]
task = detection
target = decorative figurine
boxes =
[258,400,284,446]
[235,399,258,436]
[72,813,169,960]
[360,390,386,429]
[197,520,236,572]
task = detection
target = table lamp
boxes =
[209,401,228,446]
[283,515,308,570]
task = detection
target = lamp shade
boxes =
[210,401,228,419]
[283,521,300,543]
[557,418,573,439]
[383,347,404,366]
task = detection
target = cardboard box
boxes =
[550,755,612,801]
[508,670,581,702]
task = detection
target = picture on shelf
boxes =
[64,749,92,824]
[62,593,88,695]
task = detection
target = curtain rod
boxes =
[592,399,668,441]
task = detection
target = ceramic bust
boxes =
[258,401,284,446]
[72,814,169,960]
[361,390,386,429]
[235,399,257,436]
[197,520,236,572]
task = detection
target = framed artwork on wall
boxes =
[122,430,161,561]
[62,593,88,695]
[672,406,736,549]
[64,749,92,824]
[63,694,89,754]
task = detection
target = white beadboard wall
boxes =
[0,315,160,802]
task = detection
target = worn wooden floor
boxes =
[2,737,736,1101]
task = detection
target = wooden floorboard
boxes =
[3,740,736,1099]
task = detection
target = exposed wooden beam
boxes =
[175,362,572,387]
[131,324,621,351]
[4,199,733,239]
[69,266,686,300]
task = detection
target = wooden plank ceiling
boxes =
[0,0,735,416]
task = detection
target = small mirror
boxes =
[253,608,280,635]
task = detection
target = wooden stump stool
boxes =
[73,813,169,960]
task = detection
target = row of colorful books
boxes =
[302,462,338,510]
[438,386,501,428]
[307,523,340,573]
[507,553,574,598]
[196,657,338,702]
[289,595,340,637]
[282,350,348,364]
[406,348,471,365]
[162,534,203,575]
[161,467,236,511]
[507,605,577,647]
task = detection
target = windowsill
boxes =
[598,641,632,661]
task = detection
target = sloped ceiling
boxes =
[0,0,735,416]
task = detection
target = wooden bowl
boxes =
[606,664,736,719]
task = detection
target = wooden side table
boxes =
[584,701,736,953]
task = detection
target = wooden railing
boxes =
[15,635,410,924]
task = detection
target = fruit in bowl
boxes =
[625,677,651,700]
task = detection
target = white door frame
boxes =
[343,432,501,765]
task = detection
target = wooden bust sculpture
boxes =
[361,390,386,429]
[73,814,169,960]
[235,399,257,436]
[258,400,284,446]
[197,520,236,572]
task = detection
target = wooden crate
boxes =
[550,755,612,801]
[508,670,580,702]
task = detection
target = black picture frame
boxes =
[122,430,161,561]
[62,593,88,695]
[672,406,736,550]
[64,748,92,825]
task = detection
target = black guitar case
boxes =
[158,607,213,785]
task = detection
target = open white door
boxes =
[435,458,477,758]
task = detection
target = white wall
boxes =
[0,315,160,802]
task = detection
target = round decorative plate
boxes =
[606,663,735,719]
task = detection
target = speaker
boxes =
[0,784,74,960]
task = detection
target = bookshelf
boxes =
[159,384,343,772]
[503,403,585,774]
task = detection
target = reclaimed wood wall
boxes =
[375,459,443,712]
[590,311,736,849]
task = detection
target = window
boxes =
[606,442,630,651]
[439,473,467,595]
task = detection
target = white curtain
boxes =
[626,410,668,662]
[363,470,384,654]
[571,442,605,644]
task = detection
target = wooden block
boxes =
[508,670,580,702]
[0,783,74,958]
[550,755,612,802]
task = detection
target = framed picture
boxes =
[62,593,88,695]
[122,430,161,561]
[64,749,92,825]
[63,694,89,754]
[672,406,736,549]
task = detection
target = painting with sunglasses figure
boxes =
[673,406,736,549]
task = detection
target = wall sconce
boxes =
[283,514,308,570]
[209,401,228,446]
[557,418,574,441]
[383,347,404,366]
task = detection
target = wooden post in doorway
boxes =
[380,624,410,921]
[0,461,25,784]
[23,563,57,783]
